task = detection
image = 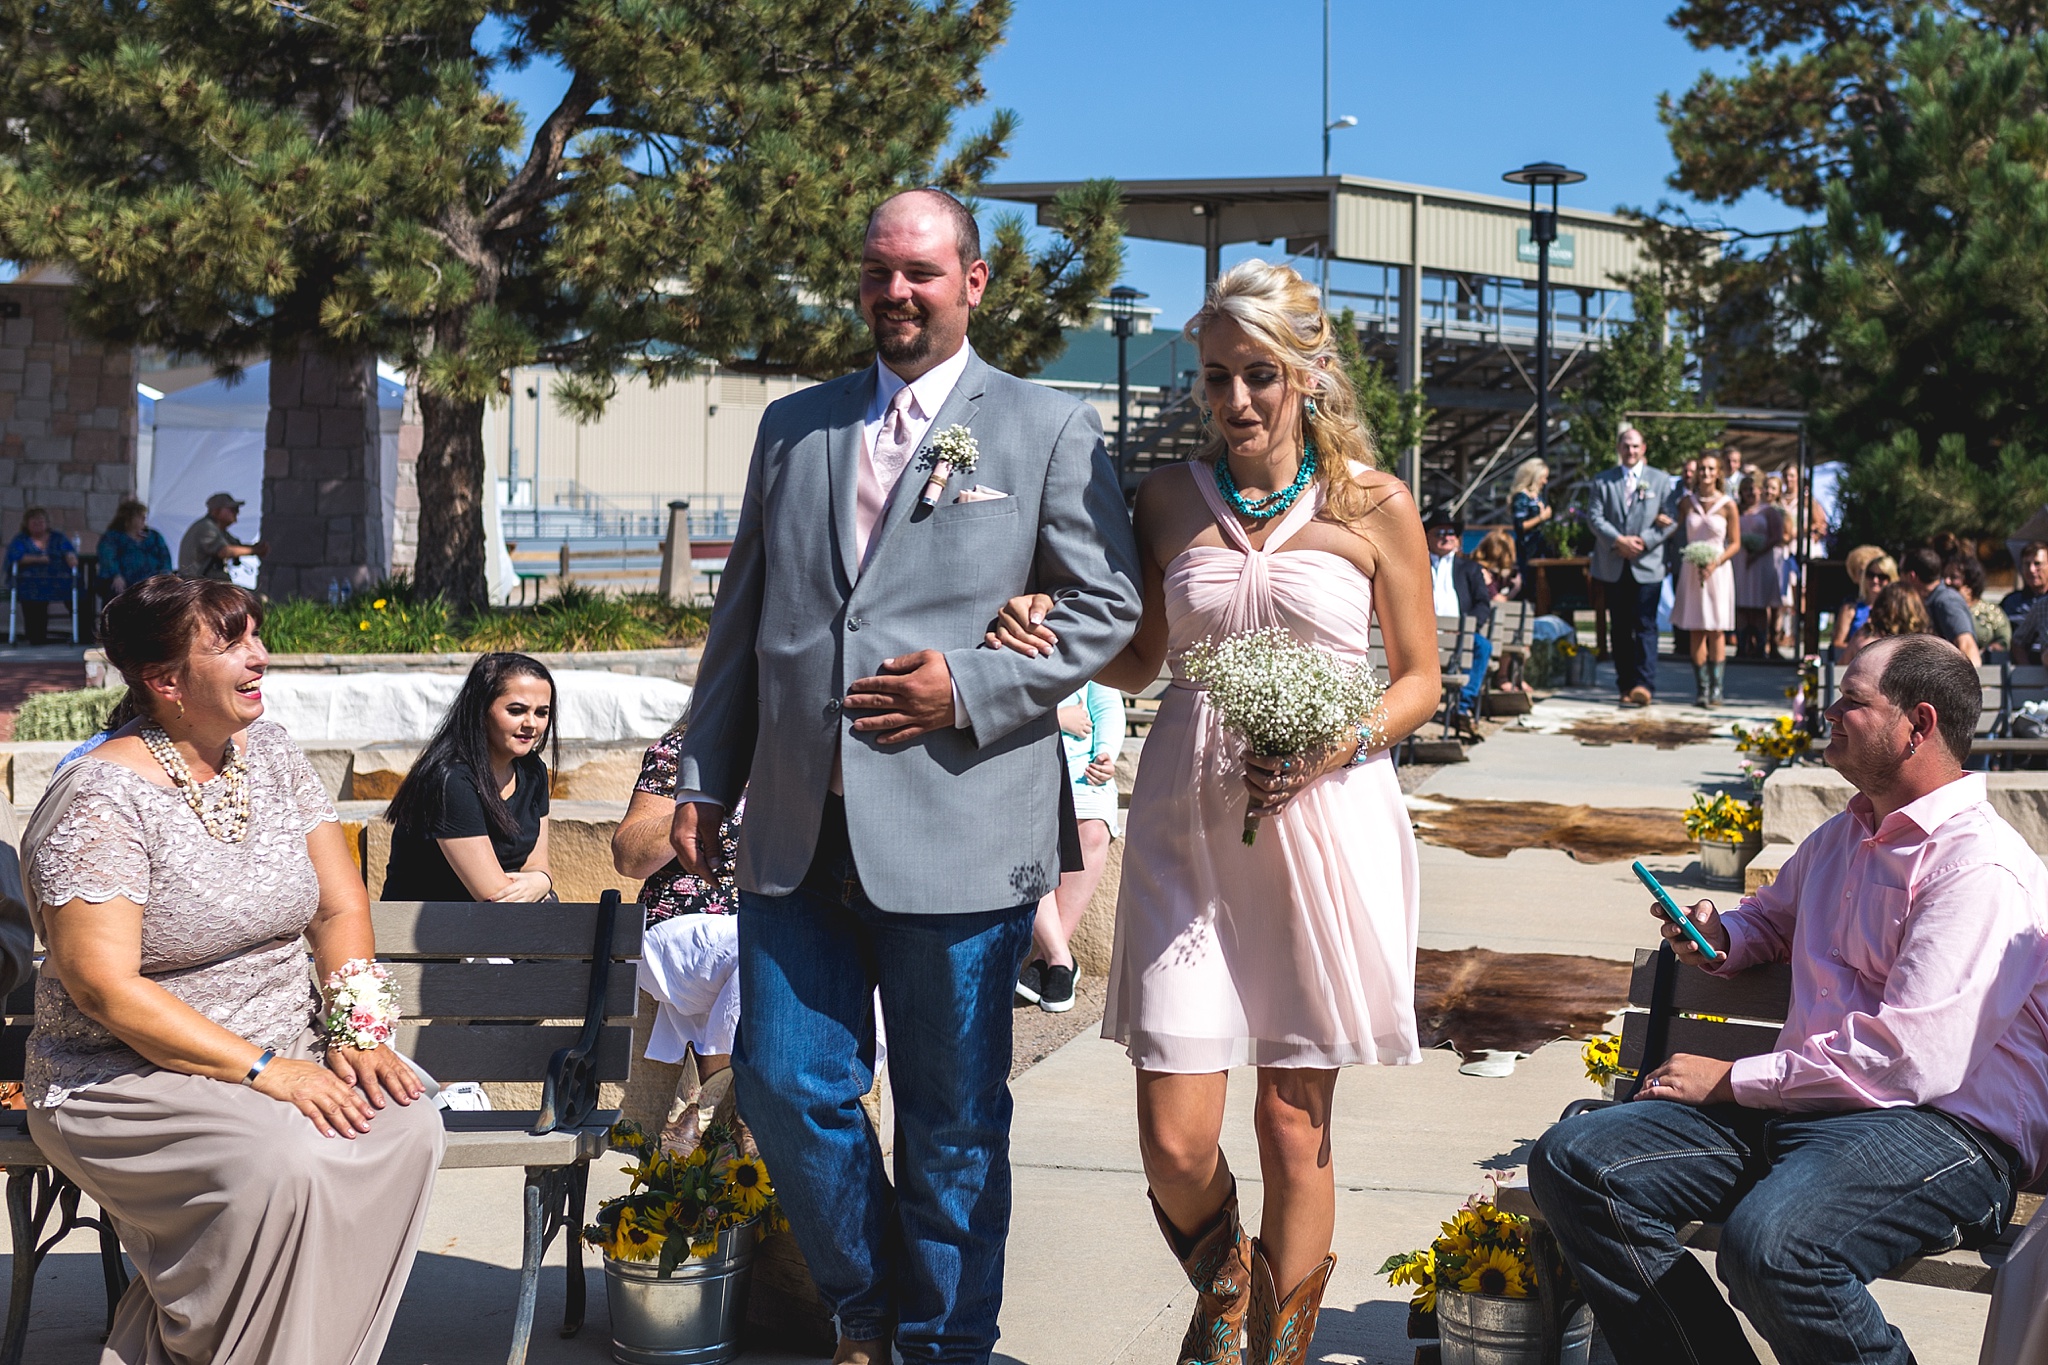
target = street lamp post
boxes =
[1107,285,1148,484]
[1501,161,1586,476]
[1321,0,1355,177]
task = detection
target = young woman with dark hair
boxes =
[381,653,559,903]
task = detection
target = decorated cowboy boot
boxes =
[1152,1177,1251,1365]
[1245,1239,1335,1365]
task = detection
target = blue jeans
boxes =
[1460,633,1494,712]
[732,804,1036,1364]
[1529,1100,2015,1365]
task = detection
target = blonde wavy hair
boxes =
[1184,259,1383,524]
[1509,457,1548,499]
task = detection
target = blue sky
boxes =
[489,2,1805,328]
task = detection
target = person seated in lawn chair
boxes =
[1530,634,2048,1365]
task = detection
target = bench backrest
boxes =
[1616,944,1791,1089]
[1,896,641,1132]
[2007,663,2048,721]
[1978,663,2006,739]
[1436,614,1477,682]
[1490,599,1534,651]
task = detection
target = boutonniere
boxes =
[918,425,980,508]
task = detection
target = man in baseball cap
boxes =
[178,493,266,582]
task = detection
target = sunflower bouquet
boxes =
[1683,791,1761,843]
[584,1120,785,1278]
[1581,1033,1626,1084]
[1380,1193,1544,1314]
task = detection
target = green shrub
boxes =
[15,686,127,741]
[253,578,709,656]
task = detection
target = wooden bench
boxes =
[0,892,639,1365]
[1497,941,2022,1365]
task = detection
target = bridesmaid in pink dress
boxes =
[1672,452,1739,707]
[987,260,1441,1364]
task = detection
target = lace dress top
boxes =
[25,720,339,1107]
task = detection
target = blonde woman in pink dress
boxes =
[1674,452,1739,707]
[987,260,1440,1364]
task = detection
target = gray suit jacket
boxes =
[676,351,1143,913]
[1586,464,1679,584]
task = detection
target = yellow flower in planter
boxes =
[373,599,387,610]
[1457,1245,1529,1298]
[725,1155,772,1215]
[1382,1248,1437,1313]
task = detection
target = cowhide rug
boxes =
[1410,796,1692,863]
[1415,947,1631,1061]
[1566,717,1716,749]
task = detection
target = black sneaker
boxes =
[1038,963,1077,1013]
[1015,959,1046,1005]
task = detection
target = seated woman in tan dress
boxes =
[21,575,444,1365]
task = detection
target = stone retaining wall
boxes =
[1763,765,2048,852]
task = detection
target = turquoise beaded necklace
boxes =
[1215,442,1318,521]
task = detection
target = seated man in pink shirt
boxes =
[1531,634,2048,1365]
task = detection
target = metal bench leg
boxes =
[3,1171,39,1365]
[97,1218,128,1331]
[560,1161,588,1338]
[507,1169,544,1365]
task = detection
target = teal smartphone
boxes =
[1632,860,1722,963]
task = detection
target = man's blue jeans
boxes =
[1460,633,1494,712]
[1529,1099,2015,1365]
[731,811,1036,1364]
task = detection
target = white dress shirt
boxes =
[1430,552,1460,618]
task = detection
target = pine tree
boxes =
[1330,310,1429,465]
[0,0,1123,608]
[1789,13,2048,543]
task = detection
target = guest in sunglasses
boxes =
[1831,549,1895,654]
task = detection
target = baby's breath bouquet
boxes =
[1681,539,1720,578]
[585,1120,784,1277]
[1179,626,1385,845]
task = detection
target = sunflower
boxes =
[690,1237,718,1259]
[613,1208,665,1263]
[1456,1246,1528,1298]
[723,1155,772,1215]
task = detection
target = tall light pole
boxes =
[1501,161,1586,475]
[1107,285,1147,485]
[1321,0,1356,177]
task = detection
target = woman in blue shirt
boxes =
[6,507,78,646]
[1508,457,1552,583]
[1016,680,1124,1014]
[96,500,174,602]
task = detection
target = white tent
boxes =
[145,362,407,585]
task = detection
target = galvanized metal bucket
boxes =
[1697,834,1761,888]
[604,1221,759,1365]
[1436,1290,1593,1365]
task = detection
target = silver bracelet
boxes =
[241,1047,277,1087]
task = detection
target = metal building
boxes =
[986,174,1655,517]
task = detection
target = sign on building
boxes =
[1516,228,1576,268]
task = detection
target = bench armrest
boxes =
[531,889,623,1137]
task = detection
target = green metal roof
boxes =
[1034,327,1193,389]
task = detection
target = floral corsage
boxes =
[322,958,400,1051]
[918,425,980,507]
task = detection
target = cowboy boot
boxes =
[1708,660,1726,708]
[1245,1239,1335,1365]
[1152,1178,1251,1365]
[1691,662,1708,708]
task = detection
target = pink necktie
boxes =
[855,385,918,569]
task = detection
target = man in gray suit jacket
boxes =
[670,189,1142,1364]
[1586,426,1678,705]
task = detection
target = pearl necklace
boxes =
[1216,443,1318,522]
[141,725,251,843]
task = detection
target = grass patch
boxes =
[15,686,127,741]
[255,578,710,656]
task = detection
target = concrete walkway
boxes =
[14,658,1996,1363]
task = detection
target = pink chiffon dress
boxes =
[1103,468,1422,1073]
[1673,492,1736,632]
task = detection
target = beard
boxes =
[872,305,935,365]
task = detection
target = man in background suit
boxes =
[1587,426,1678,707]
[670,189,1142,1364]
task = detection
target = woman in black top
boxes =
[381,653,557,902]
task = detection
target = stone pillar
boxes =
[0,283,138,551]
[260,349,384,600]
